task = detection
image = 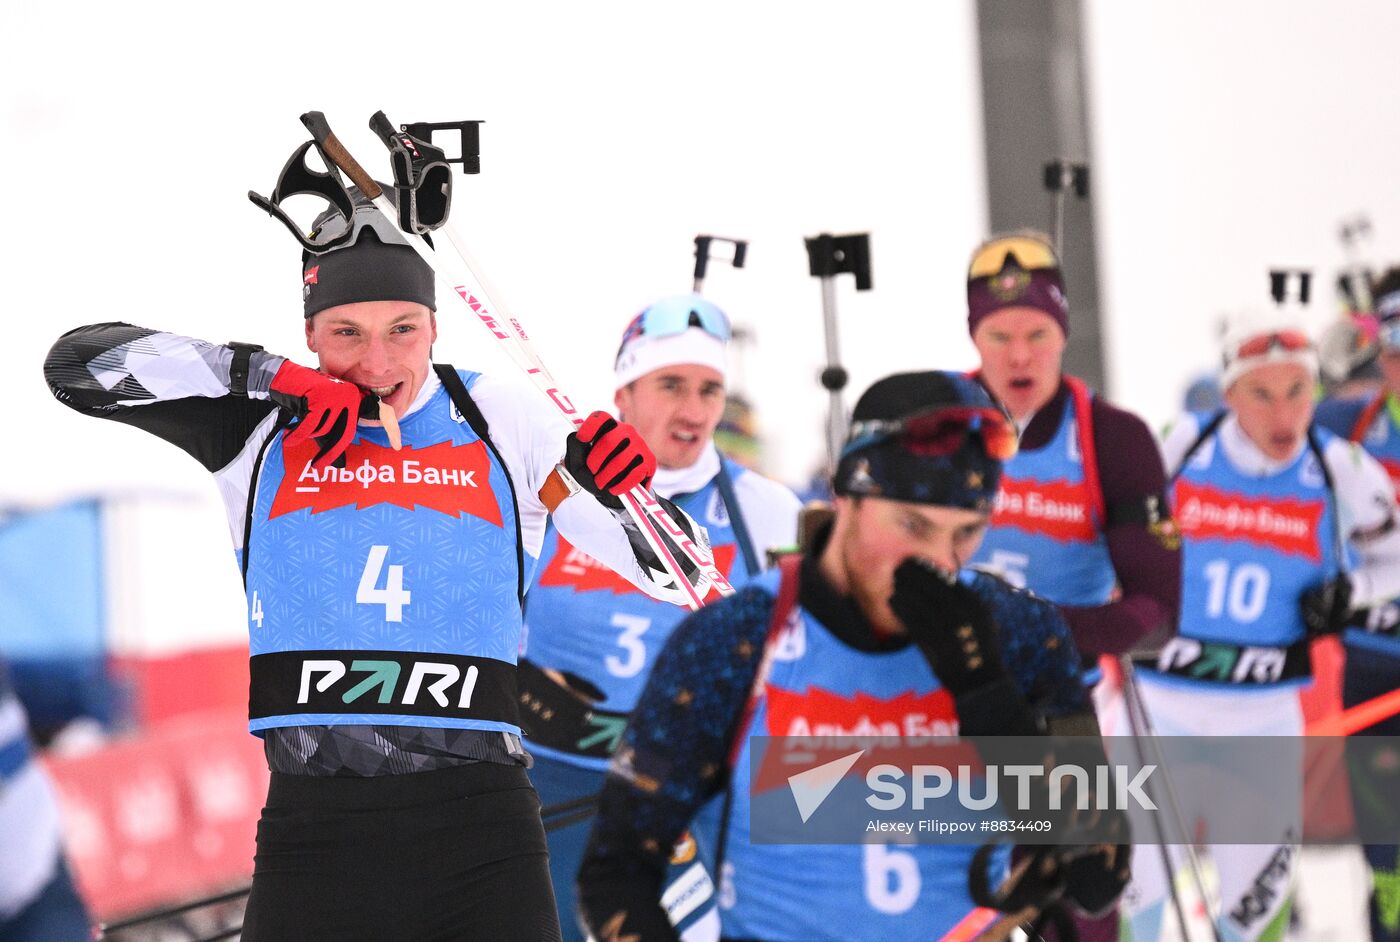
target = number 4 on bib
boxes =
[357,545,411,622]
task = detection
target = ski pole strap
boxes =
[714,455,761,579]
[402,119,483,174]
[369,111,457,234]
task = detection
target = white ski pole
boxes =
[299,111,731,610]
[1121,658,1223,940]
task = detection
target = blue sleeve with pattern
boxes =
[971,571,1091,719]
[578,584,775,940]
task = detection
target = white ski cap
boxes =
[615,327,728,389]
[1220,308,1319,391]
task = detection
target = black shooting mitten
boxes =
[890,558,1008,695]
[1062,842,1133,917]
[889,559,1039,736]
[1300,576,1352,637]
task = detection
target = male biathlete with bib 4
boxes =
[1314,264,1400,942]
[1122,311,1400,942]
[42,192,709,942]
[519,295,800,940]
[577,371,1130,942]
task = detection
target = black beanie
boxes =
[833,371,1007,512]
[301,189,435,318]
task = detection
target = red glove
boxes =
[269,361,365,470]
[564,411,656,509]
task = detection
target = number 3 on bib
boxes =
[357,545,411,622]
[606,613,651,678]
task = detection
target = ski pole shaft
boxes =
[1120,658,1195,942]
[358,111,727,606]
[432,223,729,609]
[1121,658,1223,941]
[297,112,728,609]
[934,906,1000,941]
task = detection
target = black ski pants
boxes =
[241,762,562,941]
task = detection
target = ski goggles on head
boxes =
[616,296,732,354]
[845,406,1019,462]
[306,198,420,254]
[1229,329,1314,361]
[968,235,1059,279]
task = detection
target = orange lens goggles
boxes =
[968,235,1059,279]
[847,407,1019,462]
[1232,329,1313,360]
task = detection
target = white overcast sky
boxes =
[4,0,986,505]
[5,0,1400,648]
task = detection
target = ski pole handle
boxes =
[301,111,382,199]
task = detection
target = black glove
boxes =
[889,558,1008,696]
[972,841,1130,929]
[564,411,657,510]
[1300,577,1353,637]
[1062,842,1132,917]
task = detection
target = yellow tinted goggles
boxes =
[968,235,1059,279]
